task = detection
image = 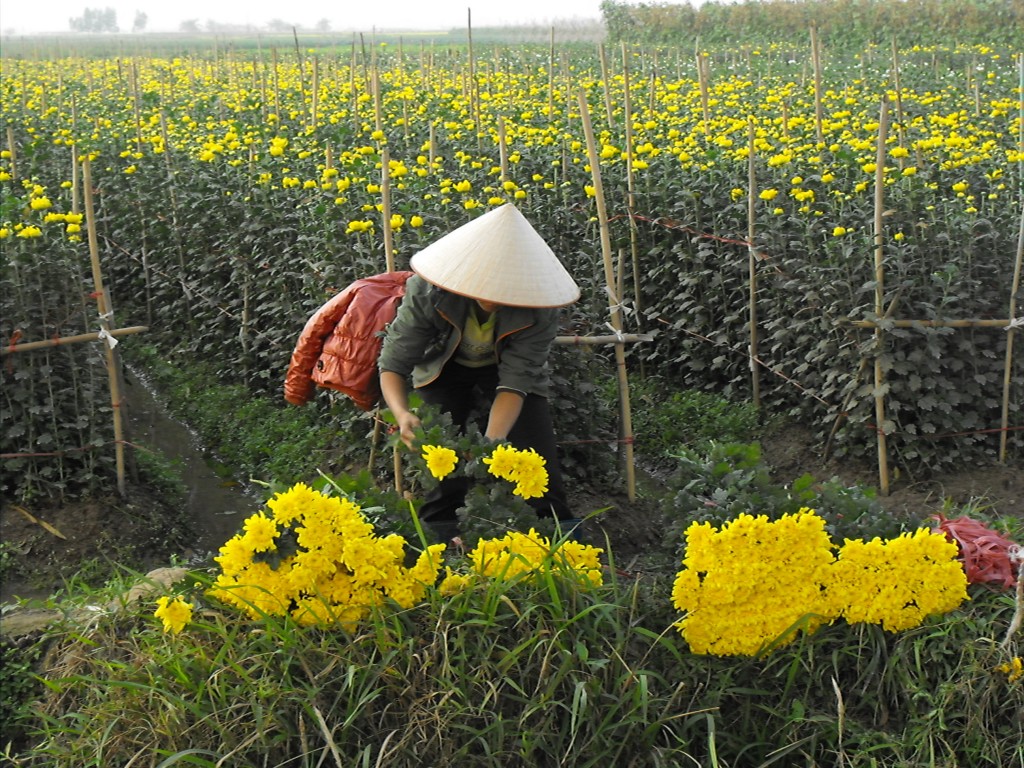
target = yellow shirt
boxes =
[454,308,497,367]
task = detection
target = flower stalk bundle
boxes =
[672,509,970,656]
[208,482,445,628]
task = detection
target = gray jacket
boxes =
[378,274,559,398]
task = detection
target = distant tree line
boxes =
[68,8,148,33]
[600,0,1022,49]
[65,7,333,35]
[68,7,118,33]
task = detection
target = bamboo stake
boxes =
[747,119,761,408]
[371,63,398,482]
[130,59,143,153]
[70,144,80,214]
[548,27,555,118]
[1019,55,1023,200]
[578,91,637,501]
[811,25,824,145]
[498,116,509,183]
[890,39,905,156]
[372,68,395,273]
[82,158,127,497]
[2,326,149,356]
[600,43,614,130]
[292,27,307,124]
[872,98,891,495]
[271,48,281,117]
[554,333,653,346]
[310,55,320,130]
[467,9,481,154]
[1000,202,1024,462]
[5,125,16,180]
[696,51,710,135]
[847,318,1018,328]
[620,43,645,373]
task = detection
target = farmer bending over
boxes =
[378,204,580,543]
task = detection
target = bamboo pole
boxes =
[1000,202,1024,462]
[291,27,307,124]
[310,55,320,130]
[548,27,555,118]
[747,119,761,408]
[696,51,710,135]
[5,125,16,179]
[847,318,1018,328]
[371,62,398,483]
[70,144,80,214]
[578,91,637,501]
[371,68,395,273]
[554,333,653,346]
[2,326,149,356]
[130,59,143,154]
[271,47,281,117]
[497,116,509,183]
[467,9,481,154]
[620,43,645,374]
[1019,54,1023,207]
[890,38,905,156]
[599,43,614,130]
[811,25,824,145]
[872,98,891,495]
[82,158,127,497]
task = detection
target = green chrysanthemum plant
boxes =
[393,403,562,547]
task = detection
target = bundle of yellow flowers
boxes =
[671,509,970,657]
[671,510,837,656]
[438,528,604,591]
[829,529,969,632]
[482,444,549,500]
[421,442,549,500]
[208,483,445,628]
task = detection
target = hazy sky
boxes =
[0,0,610,34]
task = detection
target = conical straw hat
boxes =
[410,205,580,307]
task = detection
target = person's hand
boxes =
[394,410,422,449]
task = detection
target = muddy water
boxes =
[124,367,254,557]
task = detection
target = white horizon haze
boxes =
[0,0,611,35]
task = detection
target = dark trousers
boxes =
[417,362,570,523]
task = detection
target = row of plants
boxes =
[601,0,1023,49]
[2,37,1020,502]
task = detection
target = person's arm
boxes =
[380,370,421,448]
[485,389,525,441]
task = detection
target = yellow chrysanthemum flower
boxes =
[154,595,194,634]
[483,444,519,481]
[997,657,1023,683]
[422,444,458,480]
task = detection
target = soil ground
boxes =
[3,425,1021,609]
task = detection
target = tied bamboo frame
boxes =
[82,157,129,496]
[852,95,1023,484]
[578,91,638,502]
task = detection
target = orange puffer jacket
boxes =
[284,271,413,410]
